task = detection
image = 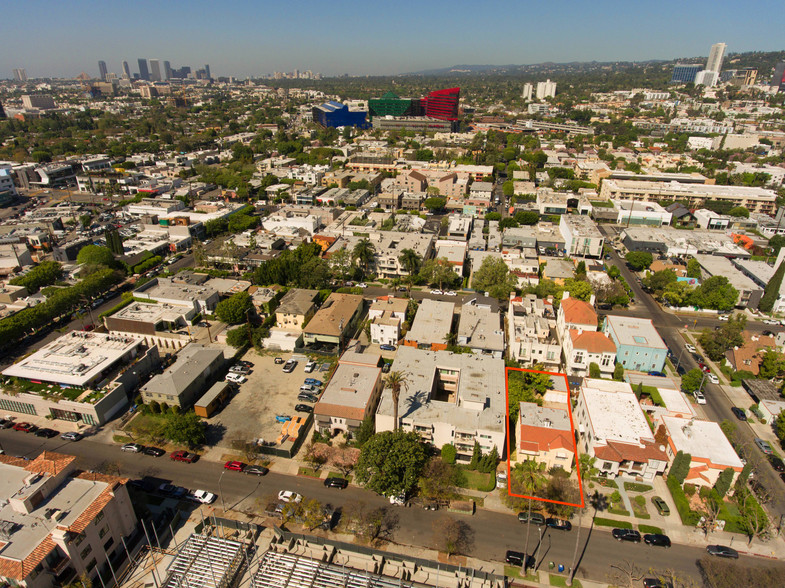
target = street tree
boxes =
[625,251,653,271]
[471,257,517,299]
[161,412,206,448]
[607,560,644,588]
[419,257,456,291]
[680,368,704,394]
[432,516,474,557]
[214,291,252,324]
[76,245,117,270]
[354,430,427,497]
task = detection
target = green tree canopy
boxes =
[76,245,116,269]
[214,291,252,324]
[9,261,63,294]
[690,275,738,311]
[514,211,540,225]
[471,257,517,299]
[681,368,704,393]
[419,258,457,291]
[686,258,702,279]
[625,251,653,271]
[760,259,785,313]
[564,279,593,302]
[727,206,749,218]
[423,197,446,212]
[642,269,677,294]
[161,412,206,448]
[354,430,428,497]
[507,369,551,422]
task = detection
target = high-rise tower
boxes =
[98,60,108,81]
[137,58,149,81]
[706,43,727,74]
[122,61,131,79]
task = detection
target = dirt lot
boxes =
[205,350,333,451]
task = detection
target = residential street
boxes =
[2,431,784,584]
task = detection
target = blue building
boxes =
[671,64,703,84]
[602,315,667,373]
[312,101,370,129]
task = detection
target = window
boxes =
[86,559,97,572]
[103,537,114,552]
[94,511,105,524]
[80,545,92,560]
[74,533,85,546]
[99,525,109,539]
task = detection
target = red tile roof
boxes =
[0,536,56,581]
[519,425,573,453]
[570,330,616,354]
[594,440,668,464]
[24,452,76,477]
[561,297,597,327]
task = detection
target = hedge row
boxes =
[666,476,701,526]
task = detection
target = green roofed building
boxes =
[368,91,422,120]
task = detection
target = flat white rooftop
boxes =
[662,416,743,469]
[2,331,141,387]
[581,379,654,446]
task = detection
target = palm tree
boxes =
[444,332,457,347]
[399,248,422,276]
[352,238,376,279]
[383,371,409,432]
[517,460,540,573]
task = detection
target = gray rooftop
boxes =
[140,344,223,399]
[405,299,455,344]
[457,305,504,353]
[276,288,319,316]
[605,315,667,350]
[519,401,571,430]
[317,362,381,411]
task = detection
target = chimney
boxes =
[589,294,596,306]
[561,291,570,300]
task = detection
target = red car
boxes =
[13,422,37,433]
[224,461,246,471]
[170,450,197,463]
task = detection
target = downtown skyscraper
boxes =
[137,58,149,81]
[98,60,108,81]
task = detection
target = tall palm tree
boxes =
[399,248,422,276]
[352,238,376,279]
[518,460,540,573]
[383,371,409,432]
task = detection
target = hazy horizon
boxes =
[4,0,784,79]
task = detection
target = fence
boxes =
[256,413,314,459]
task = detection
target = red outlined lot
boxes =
[505,367,585,509]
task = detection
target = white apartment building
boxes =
[536,79,557,100]
[562,329,617,377]
[507,295,561,370]
[559,215,605,258]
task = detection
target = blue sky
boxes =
[4,0,784,78]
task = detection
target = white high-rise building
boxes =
[695,70,719,87]
[536,79,557,100]
[522,83,533,101]
[706,42,727,74]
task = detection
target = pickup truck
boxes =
[170,450,198,463]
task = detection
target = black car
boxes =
[324,477,348,489]
[545,518,572,531]
[297,394,319,403]
[706,544,739,559]
[34,428,58,438]
[643,580,673,588]
[762,330,774,337]
[143,447,166,457]
[731,407,747,421]
[612,529,641,543]
[294,404,314,413]
[0,419,14,429]
[769,455,785,473]
[505,550,535,569]
[517,511,546,526]
[643,533,671,547]
[244,465,269,476]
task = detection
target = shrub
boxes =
[441,443,457,465]
[593,518,632,529]
[684,483,696,496]
[666,476,701,526]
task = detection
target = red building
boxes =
[421,87,460,121]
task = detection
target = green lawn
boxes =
[638,524,663,534]
[125,413,167,440]
[503,566,538,581]
[594,517,632,529]
[298,466,322,478]
[550,574,582,587]
[455,467,495,491]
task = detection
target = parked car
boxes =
[643,579,673,588]
[158,483,187,498]
[0,419,14,429]
[229,365,250,375]
[382,363,391,373]
[121,443,145,453]
[170,450,198,463]
[297,393,319,403]
[517,512,546,526]
[612,529,641,543]
[644,533,671,547]
[694,390,706,404]
[505,550,535,569]
[283,360,297,373]
[300,384,319,394]
[224,461,246,471]
[304,360,317,373]
[651,496,670,516]
[379,344,396,351]
[762,330,775,337]
[763,319,780,325]
[294,404,314,413]
[34,428,58,438]
[706,545,739,559]
[685,343,697,353]
[754,437,773,455]
[718,314,729,321]
[187,490,217,504]
[278,490,302,503]
[60,431,83,441]
[225,373,247,384]
[389,494,407,506]
[244,465,269,476]
[143,447,165,457]
[274,357,284,364]
[304,378,323,387]
[13,422,37,433]
[707,373,719,384]
[731,407,747,421]
[545,518,572,531]
[769,455,785,473]
[324,477,348,489]
[647,371,666,377]
[430,289,443,295]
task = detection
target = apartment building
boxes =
[563,330,617,377]
[559,215,605,258]
[603,315,668,373]
[507,295,561,370]
[403,299,455,351]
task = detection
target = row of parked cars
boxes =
[0,417,83,440]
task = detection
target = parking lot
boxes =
[205,350,334,452]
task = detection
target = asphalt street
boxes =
[2,431,783,583]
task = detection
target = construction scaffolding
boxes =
[251,551,417,588]
[161,534,245,588]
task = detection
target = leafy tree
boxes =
[507,370,550,421]
[760,258,785,313]
[613,362,624,381]
[9,261,63,293]
[661,281,694,307]
[441,443,457,465]
[681,368,704,394]
[469,440,482,470]
[498,217,518,229]
[698,315,745,361]
[669,450,691,484]
[354,416,375,447]
[714,467,735,498]
[589,362,601,378]
[214,291,252,324]
[76,244,116,268]
[419,457,457,501]
[329,247,353,284]
[728,206,749,218]
[226,324,252,348]
[625,251,653,271]
[352,238,376,277]
[478,446,499,473]
[564,279,592,302]
[641,269,677,293]
[607,265,621,279]
[354,430,428,497]
[161,411,206,448]
[471,257,517,299]
[768,234,785,255]
[419,258,457,291]
[514,210,539,225]
[689,275,738,311]
[758,349,785,379]
[423,197,446,212]
[105,228,124,256]
[502,180,514,197]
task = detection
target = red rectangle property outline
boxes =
[505,367,586,509]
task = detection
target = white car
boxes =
[304,361,317,373]
[695,390,707,404]
[763,319,780,325]
[278,490,302,503]
[718,314,729,321]
[225,373,247,384]
[187,490,217,504]
[685,343,697,353]
[707,373,719,384]
[357,283,368,288]
[430,289,443,295]
[444,291,457,296]
[389,494,406,506]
